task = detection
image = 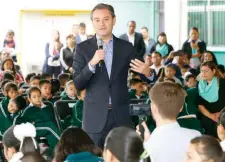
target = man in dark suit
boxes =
[119,21,145,60]
[73,3,152,147]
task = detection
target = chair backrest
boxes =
[130,99,147,104]
[52,96,61,102]
[54,100,77,131]
[0,97,5,102]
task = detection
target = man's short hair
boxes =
[25,73,36,83]
[150,82,186,120]
[91,3,115,20]
[79,23,86,28]
[127,20,136,26]
[141,26,148,32]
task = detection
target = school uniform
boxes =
[20,103,60,155]
[0,107,21,140]
[71,100,83,128]
[65,152,103,162]
[1,96,10,113]
[42,97,56,104]
[177,88,203,133]
[61,95,77,101]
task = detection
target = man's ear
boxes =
[113,16,116,26]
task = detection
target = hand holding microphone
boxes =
[89,38,105,68]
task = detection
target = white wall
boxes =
[164,0,188,50]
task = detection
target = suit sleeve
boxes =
[73,44,94,91]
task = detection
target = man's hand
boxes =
[89,50,105,67]
[130,59,151,76]
[136,121,151,142]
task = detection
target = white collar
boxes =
[29,102,46,108]
[127,32,135,37]
[188,38,202,43]
[154,122,180,133]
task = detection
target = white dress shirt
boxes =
[144,122,201,162]
[220,140,225,152]
[127,32,135,46]
[79,34,87,42]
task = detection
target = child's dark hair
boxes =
[39,79,51,89]
[54,127,98,162]
[28,87,41,98]
[41,73,51,80]
[25,73,36,83]
[1,58,16,75]
[166,63,176,71]
[58,73,70,87]
[30,75,41,83]
[3,125,39,154]
[217,64,225,74]
[11,95,27,110]
[2,72,14,81]
[181,64,190,70]
[185,74,196,82]
[51,79,60,96]
[5,82,18,94]
[21,152,46,162]
[129,78,142,87]
[104,127,144,162]
[0,79,11,89]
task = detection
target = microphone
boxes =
[97,38,104,68]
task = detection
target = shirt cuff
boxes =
[88,63,96,73]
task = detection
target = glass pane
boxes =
[210,0,225,5]
[188,0,207,6]
[188,12,208,43]
[212,11,225,46]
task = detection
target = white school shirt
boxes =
[144,122,201,162]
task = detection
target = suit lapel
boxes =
[110,36,120,82]
[134,32,138,47]
[125,34,129,42]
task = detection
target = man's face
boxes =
[72,24,79,35]
[128,22,136,34]
[79,27,86,35]
[92,9,116,38]
[140,28,148,39]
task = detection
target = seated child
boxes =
[177,85,203,133]
[71,89,86,128]
[61,80,77,100]
[0,79,11,97]
[30,75,41,87]
[1,82,18,112]
[50,78,61,96]
[39,79,55,104]
[0,95,26,140]
[20,87,60,154]
[129,78,148,99]
[158,64,182,85]
[184,74,197,90]
[0,59,24,84]
[58,73,70,92]
[23,73,36,88]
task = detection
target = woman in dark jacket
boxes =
[150,32,173,58]
[182,27,206,69]
[197,61,225,137]
[43,30,63,78]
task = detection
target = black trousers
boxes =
[87,110,116,149]
[46,65,61,78]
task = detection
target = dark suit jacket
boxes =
[182,40,206,55]
[119,32,145,60]
[73,35,134,133]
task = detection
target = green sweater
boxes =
[71,100,83,128]
[129,89,149,100]
[61,95,77,101]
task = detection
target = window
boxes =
[188,0,225,46]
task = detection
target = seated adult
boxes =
[183,136,224,162]
[150,32,173,58]
[197,61,225,137]
[182,27,206,69]
[53,127,103,162]
[103,127,144,162]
